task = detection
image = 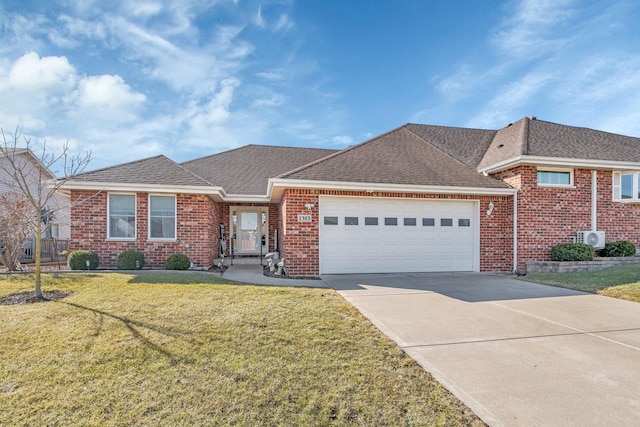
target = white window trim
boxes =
[536,167,574,188]
[107,193,137,240]
[148,194,177,241]
[612,171,640,202]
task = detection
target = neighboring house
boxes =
[59,117,640,276]
[0,148,70,241]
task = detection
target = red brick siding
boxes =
[281,189,514,277]
[70,191,218,268]
[494,167,640,271]
[595,171,640,246]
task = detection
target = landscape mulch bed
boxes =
[0,290,73,305]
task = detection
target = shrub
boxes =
[68,250,100,270]
[550,243,595,262]
[117,250,145,270]
[601,240,636,257]
[166,253,190,270]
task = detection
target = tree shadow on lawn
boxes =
[60,300,192,364]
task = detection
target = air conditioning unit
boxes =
[576,231,605,249]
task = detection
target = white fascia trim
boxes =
[223,194,272,203]
[59,181,227,197]
[269,178,517,196]
[480,155,640,174]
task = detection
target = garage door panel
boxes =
[320,197,478,274]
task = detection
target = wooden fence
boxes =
[21,238,70,263]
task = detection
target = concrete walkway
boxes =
[323,272,640,427]
[222,264,328,288]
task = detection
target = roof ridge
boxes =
[181,144,336,165]
[171,158,217,186]
[277,124,409,178]
[522,117,530,155]
[403,124,493,173]
[75,154,170,177]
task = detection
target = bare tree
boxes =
[0,192,35,270]
[0,127,91,298]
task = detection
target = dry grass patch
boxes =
[1,272,484,426]
[523,264,640,303]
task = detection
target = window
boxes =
[384,217,398,226]
[365,217,378,225]
[613,172,640,201]
[149,195,176,239]
[324,216,338,225]
[345,216,359,226]
[458,219,471,227]
[422,218,435,226]
[404,218,416,226]
[441,218,453,227]
[108,194,136,239]
[537,169,573,186]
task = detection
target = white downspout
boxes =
[591,170,597,230]
[513,191,518,273]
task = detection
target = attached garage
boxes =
[319,196,479,274]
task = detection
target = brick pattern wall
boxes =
[70,191,218,268]
[594,171,640,247]
[281,189,514,277]
[494,167,640,271]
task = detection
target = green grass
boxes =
[523,264,640,303]
[0,272,483,426]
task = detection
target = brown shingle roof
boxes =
[181,145,338,194]
[70,155,213,187]
[405,123,496,168]
[478,117,640,169]
[281,126,511,189]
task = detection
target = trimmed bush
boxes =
[550,243,595,262]
[117,250,145,270]
[601,240,636,257]
[68,250,100,270]
[166,253,190,270]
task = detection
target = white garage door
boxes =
[319,197,479,274]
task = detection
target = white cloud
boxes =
[492,0,575,58]
[8,52,76,92]
[467,71,553,128]
[76,74,146,107]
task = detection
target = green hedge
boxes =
[68,250,100,270]
[601,240,636,257]
[166,253,190,270]
[117,250,145,270]
[550,243,595,262]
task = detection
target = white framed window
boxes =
[613,172,640,202]
[108,193,136,239]
[149,195,176,240]
[537,168,573,187]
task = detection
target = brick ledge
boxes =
[527,257,640,273]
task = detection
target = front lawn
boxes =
[523,264,640,303]
[0,272,483,426]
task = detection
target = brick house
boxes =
[60,117,640,276]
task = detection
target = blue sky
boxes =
[1,0,640,171]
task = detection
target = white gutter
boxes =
[479,155,640,174]
[57,180,227,197]
[268,178,517,197]
[513,191,518,273]
[591,170,597,230]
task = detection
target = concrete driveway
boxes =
[323,273,640,427]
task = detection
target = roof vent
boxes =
[497,144,505,148]
[529,116,537,120]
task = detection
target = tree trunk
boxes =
[35,212,43,299]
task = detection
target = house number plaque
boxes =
[297,214,312,222]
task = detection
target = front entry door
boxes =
[231,207,268,255]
